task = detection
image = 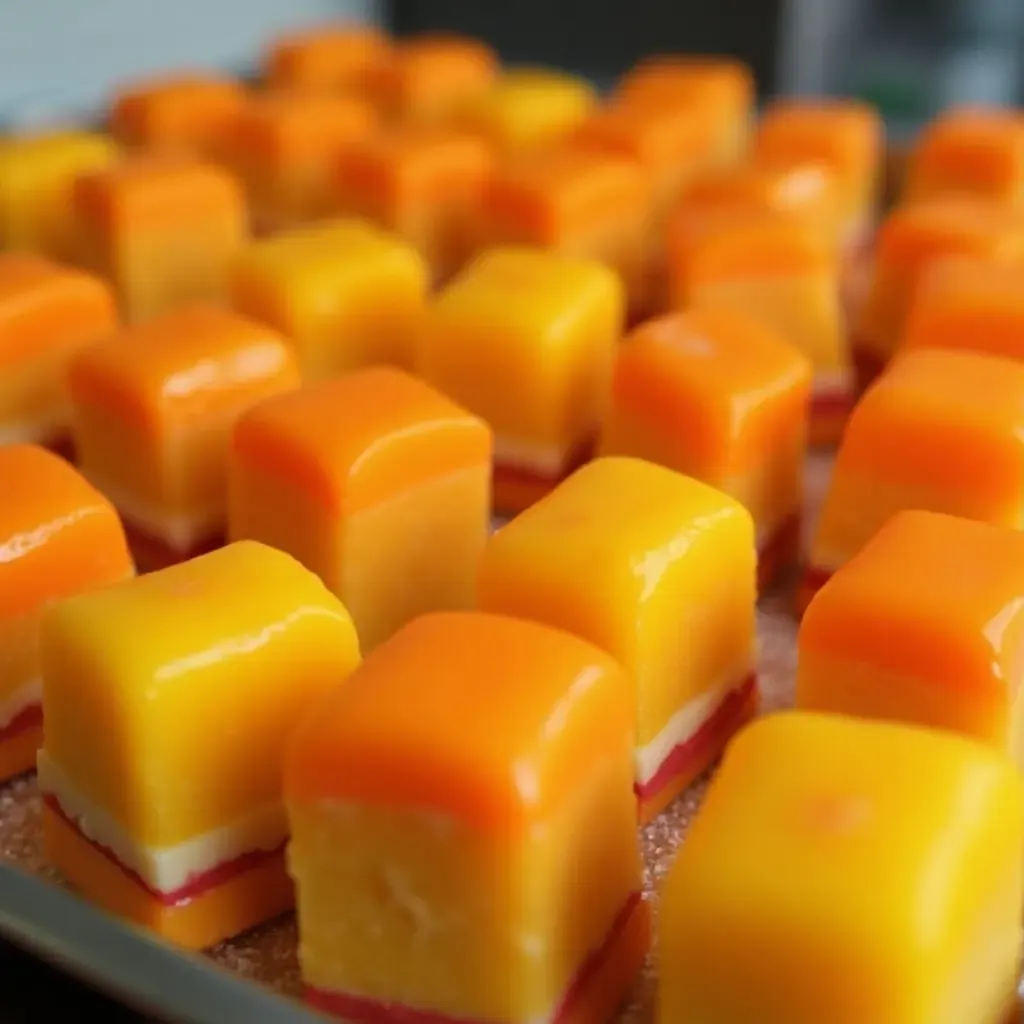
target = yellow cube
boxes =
[419,247,624,514]
[230,366,491,652]
[660,711,1024,1024]
[231,219,429,378]
[478,456,757,823]
[0,130,118,261]
[38,540,360,949]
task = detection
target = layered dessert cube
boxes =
[474,147,651,314]
[72,156,247,323]
[285,611,647,1023]
[333,126,493,283]
[0,255,116,451]
[231,218,428,377]
[264,23,393,94]
[478,456,757,822]
[418,247,624,514]
[599,308,811,589]
[230,366,490,653]
[68,304,299,571]
[109,73,248,158]
[221,93,378,233]
[799,510,1024,760]
[852,197,1024,391]
[659,710,1024,1024]
[801,347,1024,611]
[0,129,117,260]
[0,445,132,781]
[668,211,851,445]
[903,106,1024,206]
[39,540,360,949]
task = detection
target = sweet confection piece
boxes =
[67,305,299,571]
[221,93,377,233]
[0,130,118,260]
[667,211,851,446]
[599,308,811,589]
[230,367,490,653]
[360,34,499,123]
[264,23,393,94]
[852,197,1024,390]
[72,156,247,323]
[39,540,360,949]
[109,73,248,158]
[230,219,428,377]
[798,510,1024,761]
[333,126,492,283]
[659,710,1024,1024]
[0,445,132,782]
[801,348,1024,612]
[473,147,650,313]
[419,247,624,514]
[903,106,1024,206]
[614,55,754,169]
[453,67,596,155]
[286,611,647,1022]
[0,255,116,451]
[478,456,757,822]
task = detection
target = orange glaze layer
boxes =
[0,705,43,781]
[757,512,801,592]
[121,520,224,574]
[306,889,650,1024]
[492,436,595,516]
[795,563,834,619]
[636,673,757,824]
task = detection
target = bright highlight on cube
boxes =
[285,611,647,1023]
[659,711,1024,1024]
[39,540,360,949]
[478,456,757,822]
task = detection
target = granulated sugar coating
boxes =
[0,457,829,1020]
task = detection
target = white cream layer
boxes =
[811,367,852,398]
[635,667,753,785]
[493,436,571,478]
[37,751,287,895]
[0,412,65,447]
[0,678,41,732]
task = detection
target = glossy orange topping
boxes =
[109,73,248,155]
[0,445,132,619]
[0,255,115,370]
[615,56,753,120]
[265,24,393,92]
[67,304,299,434]
[480,147,649,244]
[233,366,491,514]
[285,611,632,834]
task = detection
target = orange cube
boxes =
[852,197,1024,391]
[230,367,491,653]
[599,308,812,589]
[72,156,247,323]
[68,305,299,571]
[801,348,1024,612]
[419,247,624,515]
[333,126,493,283]
[0,445,132,781]
[903,106,1024,206]
[285,611,647,1022]
[0,255,116,452]
[799,510,1024,760]
[231,219,428,378]
[614,55,754,169]
[474,147,651,314]
[221,93,377,233]
[668,211,851,446]
[109,73,248,158]
[264,23,393,94]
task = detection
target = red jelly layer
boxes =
[757,512,801,592]
[42,792,284,907]
[852,341,887,397]
[307,890,644,1024]
[493,436,595,503]
[121,519,224,574]
[0,703,42,744]
[797,563,834,617]
[810,385,853,420]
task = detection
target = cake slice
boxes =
[659,711,1024,1024]
[478,456,757,822]
[39,540,360,949]
[264,23,392,94]
[0,445,132,781]
[285,611,647,1023]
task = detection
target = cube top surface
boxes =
[755,98,882,168]
[110,73,247,139]
[572,101,710,171]
[683,158,839,218]
[285,611,631,833]
[615,55,753,115]
[266,22,392,89]
[0,129,116,170]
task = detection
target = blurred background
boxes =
[1,0,1022,136]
